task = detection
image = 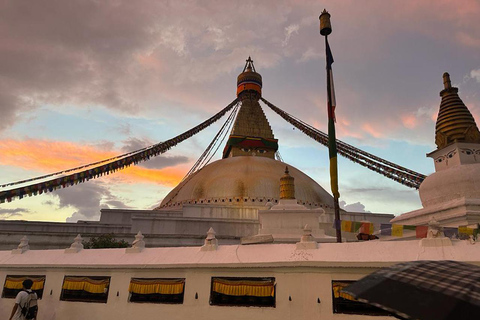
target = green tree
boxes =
[83,233,129,249]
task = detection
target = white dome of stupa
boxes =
[419,163,480,208]
[158,156,334,210]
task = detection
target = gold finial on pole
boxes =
[443,72,452,90]
[319,9,332,36]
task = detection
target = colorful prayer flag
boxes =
[326,40,336,121]
[352,221,362,233]
[392,224,403,237]
[443,227,458,239]
[415,226,428,239]
[341,220,353,232]
[458,227,474,236]
[360,222,374,235]
[380,224,392,236]
[325,37,339,199]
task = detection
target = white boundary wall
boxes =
[0,240,478,320]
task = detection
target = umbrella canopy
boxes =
[342,260,480,320]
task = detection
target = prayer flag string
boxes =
[261,98,426,189]
[0,99,239,204]
[334,219,479,240]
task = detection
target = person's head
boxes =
[22,279,33,290]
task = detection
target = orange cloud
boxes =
[121,166,184,186]
[0,139,185,187]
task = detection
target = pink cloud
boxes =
[336,118,365,140]
[136,53,163,71]
[456,32,480,48]
[361,123,384,139]
[401,115,418,129]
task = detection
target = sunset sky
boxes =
[1,0,480,222]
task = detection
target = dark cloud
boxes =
[121,138,189,169]
[104,200,130,209]
[93,141,116,152]
[121,137,154,152]
[0,208,29,218]
[0,92,22,131]
[344,187,387,193]
[53,181,130,222]
[0,1,308,132]
[139,156,190,170]
[341,182,421,215]
[0,0,158,131]
[2,0,478,141]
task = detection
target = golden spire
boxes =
[222,58,278,159]
[236,56,262,99]
[280,167,295,199]
[435,73,480,149]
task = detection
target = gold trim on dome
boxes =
[155,196,332,210]
[280,167,295,199]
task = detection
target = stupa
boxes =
[392,73,480,227]
[158,57,335,212]
[147,57,391,240]
[0,58,394,249]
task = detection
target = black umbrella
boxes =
[342,260,480,320]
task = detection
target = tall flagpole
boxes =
[320,9,342,243]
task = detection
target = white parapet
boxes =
[65,234,84,253]
[11,235,29,254]
[296,225,318,250]
[200,227,218,251]
[126,231,146,253]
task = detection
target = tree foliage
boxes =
[83,233,129,249]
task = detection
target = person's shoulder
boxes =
[16,290,28,297]
[15,290,28,302]
[24,290,37,297]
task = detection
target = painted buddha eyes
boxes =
[241,148,266,154]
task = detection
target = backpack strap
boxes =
[20,290,34,309]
